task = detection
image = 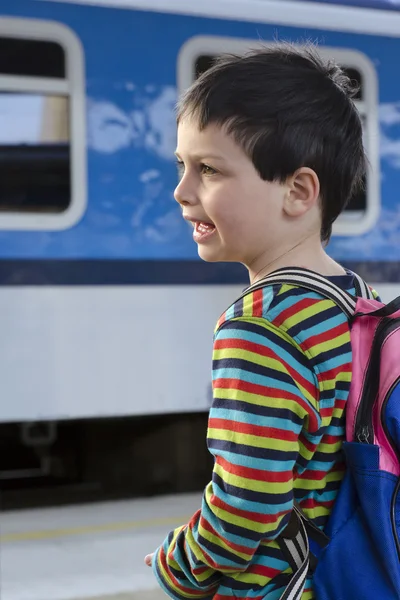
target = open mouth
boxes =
[193,221,216,242]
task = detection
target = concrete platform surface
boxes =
[1,493,202,600]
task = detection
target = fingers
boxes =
[144,553,153,566]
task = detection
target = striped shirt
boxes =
[153,273,378,600]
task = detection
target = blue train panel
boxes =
[0,0,400,275]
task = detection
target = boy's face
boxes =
[174,119,290,268]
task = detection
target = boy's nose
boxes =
[174,179,197,206]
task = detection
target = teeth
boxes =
[197,222,214,232]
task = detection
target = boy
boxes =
[144,43,372,599]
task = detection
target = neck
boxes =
[247,234,345,284]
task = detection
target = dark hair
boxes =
[177,43,366,243]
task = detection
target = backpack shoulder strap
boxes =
[237,266,359,320]
[350,270,375,300]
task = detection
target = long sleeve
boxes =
[153,317,321,599]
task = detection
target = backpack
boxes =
[238,267,400,600]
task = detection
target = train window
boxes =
[0,93,70,213]
[0,37,65,78]
[0,18,86,230]
[179,37,379,236]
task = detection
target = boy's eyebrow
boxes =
[174,150,227,163]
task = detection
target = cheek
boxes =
[203,180,278,242]
[212,202,243,235]
[205,184,247,225]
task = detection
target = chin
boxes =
[197,246,223,262]
[197,245,234,263]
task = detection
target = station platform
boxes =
[1,492,202,600]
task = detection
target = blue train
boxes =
[1,0,400,426]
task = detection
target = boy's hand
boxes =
[144,553,154,566]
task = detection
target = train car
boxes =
[1,0,400,503]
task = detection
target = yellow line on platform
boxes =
[0,514,191,543]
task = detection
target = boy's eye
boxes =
[200,163,217,176]
[175,161,216,178]
[176,160,185,178]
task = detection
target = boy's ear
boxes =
[283,167,320,217]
